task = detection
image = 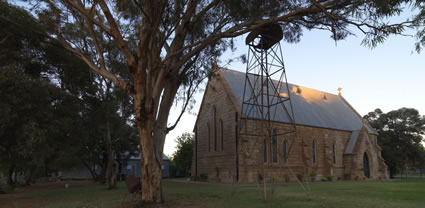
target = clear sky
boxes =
[163,26,425,157]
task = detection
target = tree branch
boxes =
[97,0,137,69]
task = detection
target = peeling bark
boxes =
[106,121,117,189]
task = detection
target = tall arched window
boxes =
[272,129,278,163]
[264,139,267,163]
[363,152,370,178]
[220,119,224,151]
[283,140,288,164]
[312,140,317,164]
[208,123,211,152]
[213,106,217,152]
[332,142,336,164]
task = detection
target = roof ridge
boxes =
[220,68,339,97]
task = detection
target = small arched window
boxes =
[272,129,278,163]
[283,140,288,164]
[332,142,336,164]
[312,140,317,164]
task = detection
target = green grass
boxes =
[1,178,425,208]
[163,178,425,208]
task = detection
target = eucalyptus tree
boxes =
[364,108,425,178]
[26,0,419,202]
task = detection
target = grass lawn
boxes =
[1,178,424,208]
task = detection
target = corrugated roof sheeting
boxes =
[344,130,360,154]
[220,69,375,133]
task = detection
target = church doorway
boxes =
[363,152,370,178]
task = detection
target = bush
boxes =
[200,173,208,180]
[309,171,317,178]
[284,174,290,182]
[296,174,303,181]
[257,173,263,181]
[326,175,334,181]
[0,181,14,194]
[190,176,200,181]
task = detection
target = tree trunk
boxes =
[81,160,98,181]
[133,70,179,203]
[96,153,108,183]
[106,121,116,189]
[7,165,15,186]
[13,171,17,184]
[117,153,122,181]
[24,172,32,186]
[138,122,163,203]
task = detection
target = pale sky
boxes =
[164,27,425,157]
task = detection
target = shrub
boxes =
[326,175,334,181]
[257,173,263,181]
[200,173,208,180]
[296,174,303,181]
[190,176,200,181]
[309,171,317,178]
[284,174,290,182]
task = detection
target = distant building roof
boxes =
[128,153,169,161]
[220,69,376,134]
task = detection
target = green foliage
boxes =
[0,2,138,184]
[364,108,425,178]
[296,173,303,181]
[172,133,194,177]
[284,174,290,182]
[200,173,208,180]
[257,173,263,181]
[190,176,200,181]
[310,171,317,178]
[326,175,334,181]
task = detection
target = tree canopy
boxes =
[364,108,425,178]
[0,1,138,189]
[172,132,194,177]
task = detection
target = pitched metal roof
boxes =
[220,69,376,134]
[344,130,360,154]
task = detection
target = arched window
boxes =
[264,139,267,163]
[363,152,370,178]
[213,106,217,152]
[332,142,336,164]
[312,140,317,164]
[283,140,288,164]
[207,123,211,152]
[272,129,278,163]
[220,119,224,151]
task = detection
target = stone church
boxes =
[191,69,388,183]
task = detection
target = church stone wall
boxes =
[191,74,388,183]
